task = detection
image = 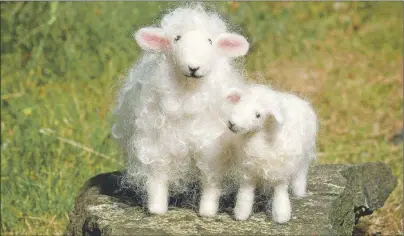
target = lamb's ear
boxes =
[226,88,243,104]
[216,33,249,58]
[269,108,284,125]
[134,27,169,52]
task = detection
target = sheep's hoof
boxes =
[234,206,252,221]
[234,212,250,221]
[199,207,218,218]
[148,204,168,215]
[199,197,219,218]
[199,210,217,218]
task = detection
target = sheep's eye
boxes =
[208,38,212,44]
[174,35,181,42]
[255,112,261,118]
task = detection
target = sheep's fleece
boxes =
[112,2,249,208]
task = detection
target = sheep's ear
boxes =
[134,27,169,52]
[226,88,243,104]
[216,33,249,58]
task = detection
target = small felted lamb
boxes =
[225,84,318,223]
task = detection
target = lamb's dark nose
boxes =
[228,121,237,133]
[228,120,234,129]
[188,66,200,75]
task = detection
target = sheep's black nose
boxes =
[188,66,200,74]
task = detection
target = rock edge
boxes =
[67,162,397,236]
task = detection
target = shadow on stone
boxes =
[80,170,270,216]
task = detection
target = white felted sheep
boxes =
[112,3,249,217]
[225,84,318,223]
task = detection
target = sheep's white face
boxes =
[226,88,284,135]
[171,30,215,78]
[134,27,249,79]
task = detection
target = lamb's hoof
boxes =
[292,185,307,198]
[293,190,306,198]
[148,204,168,215]
[272,211,291,224]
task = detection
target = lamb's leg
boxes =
[147,173,168,215]
[199,179,221,217]
[291,161,309,197]
[272,181,291,223]
[234,178,255,221]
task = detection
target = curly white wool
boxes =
[112,3,249,216]
[225,84,318,223]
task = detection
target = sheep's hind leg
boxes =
[234,178,255,221]
[291,161,309,197]
[272,181,291,223]
[147,172,169,215]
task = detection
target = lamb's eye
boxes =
[208,38,212,44]
[255,112,261,118]
[174,35,181,42]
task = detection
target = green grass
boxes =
[1,2,402,234]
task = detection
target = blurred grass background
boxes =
[1,2,402,235]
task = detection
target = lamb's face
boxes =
[134,27,249,79]
[226,87,284,135]
[227,94,268,134]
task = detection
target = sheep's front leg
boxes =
[272,181,291,223]
[234,178,255,221]
[291,162,309,197]
[147,173,168,215]
[198,142,223,218]
[199,179,221,217]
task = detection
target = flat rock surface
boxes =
[67,162,397,236]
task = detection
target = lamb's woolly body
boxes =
[227,84,318,223]
[112,4,246,196]
[234,85,317,184]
